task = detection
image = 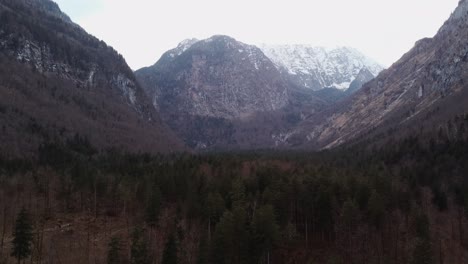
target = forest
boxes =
[1,115,468,264]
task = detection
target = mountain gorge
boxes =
[136,37,383,150]
[0,0,182,155]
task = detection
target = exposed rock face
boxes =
[259,44,383,91]
[136,36,293,149]
[136,36,389,150]
[0,0,182,156]
[291,0,468,149]
[138,36,289,120]
[346,67,375,95]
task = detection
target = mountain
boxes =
[259,44,384,91]
[136,35,306,149]
[138,35,289,120]
[289,0,468,149]
[345,67,376,95]
[0,0,182,156]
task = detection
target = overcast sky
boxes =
[54,0,459,70]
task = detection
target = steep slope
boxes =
[136,36,329,149]
[345,67,376,95]
[292,0,468,149]
[0,0,182,156]
[259,44,384,91]
[138,36,289,119]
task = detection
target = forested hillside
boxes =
[1,115,468,263]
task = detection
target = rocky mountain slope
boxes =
[0,0,182,156]
[259,44,384,91]
[138,36,289,120]
[289,0,468,149]
[136,35,308,149]
[136,36,388,150]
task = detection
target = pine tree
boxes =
[411,238,433,264]
[252,205,279,264]
[107,236,122,264]
[130,228,149,264]
[411,213,433,264]
[368,190,385,229]
[11,208,33,264]
[197,235,209,264]
[146,186,162,227]
[162,233,178,264]
[204,192,225,240]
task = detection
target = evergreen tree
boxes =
[252,204,279,263]
[411,238,433,264]
[212,207,249,263]
[204,192,225,239]
[11,208,33,264]
[230,178,246,209]
[411,213,433,264]
[212,211,235,263]
[130,228,149,264]
[162,233,178,264]
[107,236,123,264]
[197,235,209,264]
[205,192,225,224]
[368,190,385,228]
[146,186,162,227]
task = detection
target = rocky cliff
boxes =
[0,0,182,156]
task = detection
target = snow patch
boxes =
[259,44,384,90]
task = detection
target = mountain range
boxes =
[0,0,467,154]
[286,0,468,149]
[259,44,383,91]
[135,36,384,149]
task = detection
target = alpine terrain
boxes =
[289,0,468,149]
[259,44,384,91]
[136,37,384,150]
[0,0,182,156]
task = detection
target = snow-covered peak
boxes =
[167,38,199,57]
[259,44,384,91]
[177,38,199,51]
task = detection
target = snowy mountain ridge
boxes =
[259,44,385,91]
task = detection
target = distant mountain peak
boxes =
[259,44,384,91]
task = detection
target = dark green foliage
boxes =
[146,186,162,227]
[368,190,385,228]
[162,234,178,264]
[411,213,433,264]
[130,228,149,264]
[2,114,468,263]
[251,205,280,261]
[107,236,123,264]
[66,134,97,157]
[212,207,249,264]
[414,213,430,240]
[431,186,448,211]
[315,185,334,233]
[204,192,225,223]
[11,208,33,263]
[411,238,433,264]
[342,199,359,230]
[197,236,209,264]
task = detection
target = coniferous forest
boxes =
[1,116,468,264]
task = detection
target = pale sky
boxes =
[54,0,460,70]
